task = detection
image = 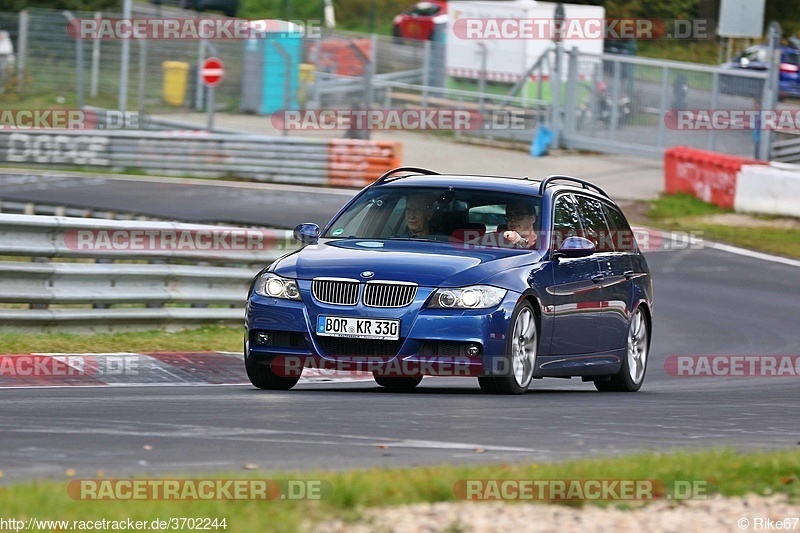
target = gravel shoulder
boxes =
[313,495,800,532]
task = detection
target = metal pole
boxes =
[366,33,377,109]
[758,22,781,161]
[196,41,206,110]
[478,43,487,116]
[657,67,669,148]
[422,39,430,110]
[137,39,147,116]
[207,86,215,131]
[609,59,622,140]
[348,35,376,139]
[708,71,719,151]
[17,10,28,94]
[119,0,132,111]
[90,11,101,98]
[63,11,84,108]
[563,47,579,136]
[551,44,563,147]
[77,32,84,108]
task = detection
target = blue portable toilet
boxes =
[241,20,303,115]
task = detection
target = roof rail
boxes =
[374,166,440,185]
[538,175,610,198]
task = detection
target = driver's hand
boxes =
[503,231,535,247]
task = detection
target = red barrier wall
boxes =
[664,147,766,209]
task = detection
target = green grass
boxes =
[0,325,242,354]
[637,41,721,65]
[0,449,798,532]
[644,193,800,259]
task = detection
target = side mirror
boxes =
[554,236,596,259]
[293,223,320,244]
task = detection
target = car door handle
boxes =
[591,274,605,284]
[624,270,635,280]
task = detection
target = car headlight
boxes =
[254,273,301,301]
[427,286,507,309]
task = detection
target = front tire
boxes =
[479,301,538,395]
[594,307,649,392]
[374,374,422,391]
[244,340,300,390]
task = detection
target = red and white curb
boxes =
[0,352,372,388]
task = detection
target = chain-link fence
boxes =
[1,8,245,114]
[0,8,789,160]
[560,48,773,159]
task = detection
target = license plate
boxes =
[316,316,400,340]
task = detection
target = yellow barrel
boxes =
[162,61,190,106]
[298,63,315,105]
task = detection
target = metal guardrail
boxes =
[771,132,800,163]
[0,130,402,186]
[0,199,161,220]
[0,214,302,330]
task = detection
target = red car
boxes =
[392,1,448,41]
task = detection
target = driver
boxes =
[402,193,435,238]
[502,200,537,248]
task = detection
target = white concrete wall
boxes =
[735,163,800,218]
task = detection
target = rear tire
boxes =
[244,340,300,390]
[594,307,649,392]
[478,301,538,395]
[374,374,422,391]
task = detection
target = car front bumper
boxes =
[245,282,520,378]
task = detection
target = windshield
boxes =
[323,186,542,247]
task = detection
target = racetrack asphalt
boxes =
[1,245,798,483]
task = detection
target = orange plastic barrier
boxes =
[664,147,765,209]
[327,139,403,187]
[310,39,372,77]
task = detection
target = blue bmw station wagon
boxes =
[245,168,653,395]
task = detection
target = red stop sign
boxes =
[201,57,225,88]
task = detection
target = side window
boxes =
[602,203,638,252]
[575,196,614,252]
[551,194,581,249]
